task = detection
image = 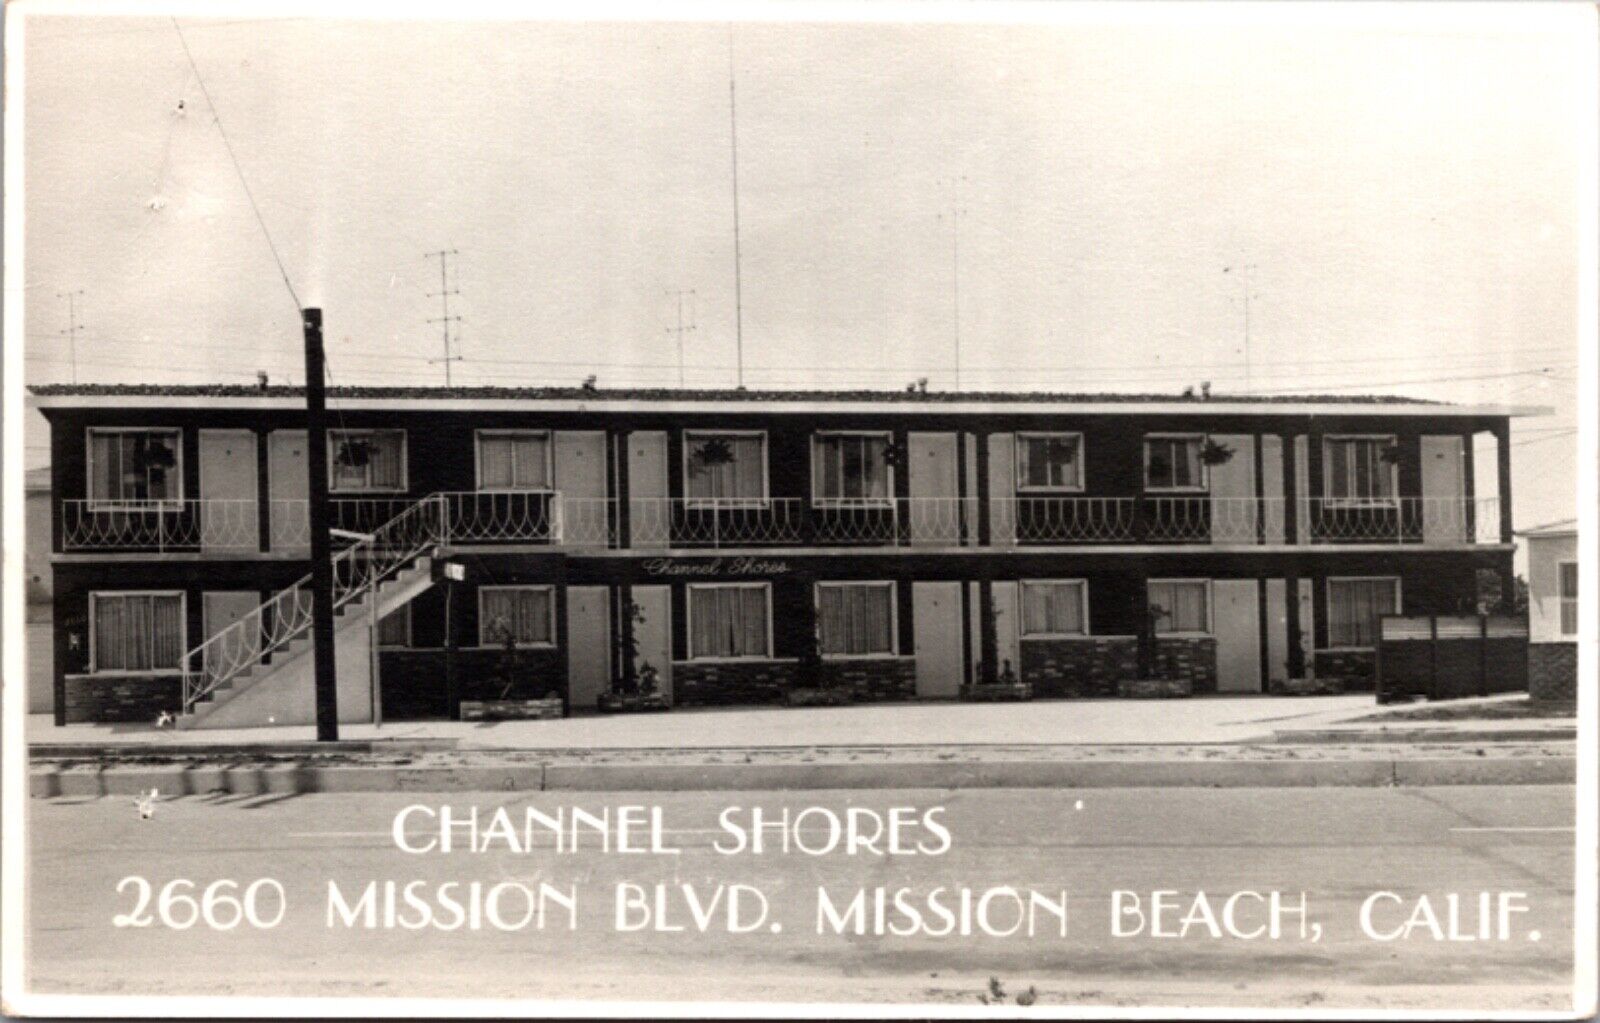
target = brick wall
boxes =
[674,660,798,706]
[379,647,565,720]
[1154,636,1218,694]
[820,658,916,702]
[1529,642,1577,704]
[64,674,182,723]
[1020,637,1138,698]
[1315,649,1376,691]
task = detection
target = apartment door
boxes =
[199,430,258,553]
[1265,578,1290,685]
[1421,436,1466,543]
[566,585,611,709]
[1208,434,1257,543]
[202,591,262,679]
[913,581,963,697]
[627,431,669,548]
[1214,579,1262,692]
[631,585,672,704]
[908,432,961,544]
[554,431,608,547]
[267,431,308,553]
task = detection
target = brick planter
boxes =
[459,697,564,721]
[784,686,853,707]
[960,681,1034,702]
[1117,677,1192,699]
[596,692,671,714]
[1270,676,1345,696]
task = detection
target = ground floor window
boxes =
[91,592,185,672]
[1020,579,1089,637]
[479,586,554,647]
[1560,561,1578,636]
[1149,579,1209,634]
[688,583,771,659]
[816,581,896,656]
[377,604,411,648]
[1326,577,1400,647]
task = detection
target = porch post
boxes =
[614,430,631,550]
[978,577,998,684]
[975,432,991,547]
[1494,421,1513,543]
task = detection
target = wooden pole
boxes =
[303,308,340,741]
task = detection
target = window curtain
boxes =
[482,589,551,645]
[89,431,176,501]
[1328,578,1397,647]
[1327,440,1393,500]
[815,435,887,500]
[691,586,769,658]
[1147,439,1200,489]
[1020,436,1079,489]
[1023,582,1085,635]
[90,432,119,501]
[480,434,550,489]
[818,585,893,655]
[688,436,765,500]
[368,432,403,490]
[1150,581,1207,633]
[94,594,182,671]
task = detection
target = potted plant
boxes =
[1379,442,1405,466]
[335,437,373,469]
[960,607,1032,701]
[1120,603,1192,698]
[689,436,735,475]
[599,601,670,713]
[458,617,564,721]
[1200,437,1235,466]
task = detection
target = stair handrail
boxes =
[180,491,452,714]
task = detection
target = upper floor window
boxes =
[1149,579,1210,634]
[1020,579,1089,637]
[685,432,766,503]
[1323,436,1397,502]
[329,430,406,493]
[476,431,551,490]
[812,432,891,504]
[479,586,555,647]
[1327,576,1400,648]
[688,582,771,660]
[816,581,897,656]
[1016,433,1084,492]
[87,428,182,503]
[1144,435,1205,493]
[1560,561,1578,636]
[90,591,185,673]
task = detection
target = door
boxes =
[631,585,672,704]
[1421,436,1466,543]
[987,434,1016,545]
[1214,579,1262,692]
[913,581,963,697]
[566,585,611,709]
[1265,578,1290,684]
[267,431,308,553]
[1208,434,1257,543]
[628,431,669,548]
[908,432,961,544]
[555,431,609,547]
[199,430,259,553]
[202,591,262,680]
[1260,436,1286,543]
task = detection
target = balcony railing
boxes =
[59,493,1505,552]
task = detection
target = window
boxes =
[1144,435,1205,492]
[476,431,551,490]
[329,430,406,493]
[685,432,767,503]
[1016,433,1084,492]
[812,433,891,503]
[1020,580,1089,637]
[91,592,185,672]
[1560,562,1578,637]
[688,583,771,660]
[478,586,554,647]
[1148,580,1209,634]
[377,605,411,648]
[817,582,896,656]
[1323,436,1397,502]
[1327,577,1401,648]
[87,428,182,503]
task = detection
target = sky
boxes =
[14,4,1589,531]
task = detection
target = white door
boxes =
[908,432,961,544]
[1260,436,1286,543]
[199,430,259,553]
[1265,578,1290,684]
[555,431,609,547]
[267,431,308,553]
[566,585,611,709]
[1208,434,1257,543]
[1214,579,1262,693]
[1421,435,1466,543]
[202,591,262,679]
[631,585,672,703]
[913,581,964,697]
[627,431,669,548]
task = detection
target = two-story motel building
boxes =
[31,384,1531,727]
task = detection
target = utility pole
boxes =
[303,308,340,741]
[941,177,967,391]
[665,288,697,388]
[727,25,745,389]
[425,249,463,385]
[57,290,84,385]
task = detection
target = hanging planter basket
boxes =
[336,438,373,468]
[690,437,735,475]
[1379,443,1405,466]
[1200,438,1235,466]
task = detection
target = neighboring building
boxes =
[26,466,55,713]
[1521,518,1578,702]
[30,384,1529,726]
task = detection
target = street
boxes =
[24,785,1577,1010]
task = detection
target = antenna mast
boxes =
[57,290,84,385]
[425,249,463,385]
[666,288,697,388]
[728,24,745,389]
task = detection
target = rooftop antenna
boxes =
[57,290,84,384]
[727,24,745,389]
[1223,261,1258,392]
[666,288,697,388]
[940,177,968,391]
[425,248,463,385]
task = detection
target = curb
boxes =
[1275,727,1577,744]
[30,755,1575,797]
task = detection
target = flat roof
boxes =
[26,384,1548,418]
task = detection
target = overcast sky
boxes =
[16,5,1588,529]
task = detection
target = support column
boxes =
[618,582,637,688]
[1285,573,1305,678]
[1282,431,1298,546]
[614,430,631,550]
[975,432,991,546]
[1494,421,1513,543]
[978,577,998,684]
[255,427,272,554]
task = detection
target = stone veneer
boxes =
[1313,649,1376,692]
[1529,642,1577,704]
[674,658,915,706]
[1020,635,1216,697]
[63,673,182,723]
[1153,637,1218,694]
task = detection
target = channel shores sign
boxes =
[640,557,792,577]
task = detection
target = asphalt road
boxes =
[23,785,1578,1010]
